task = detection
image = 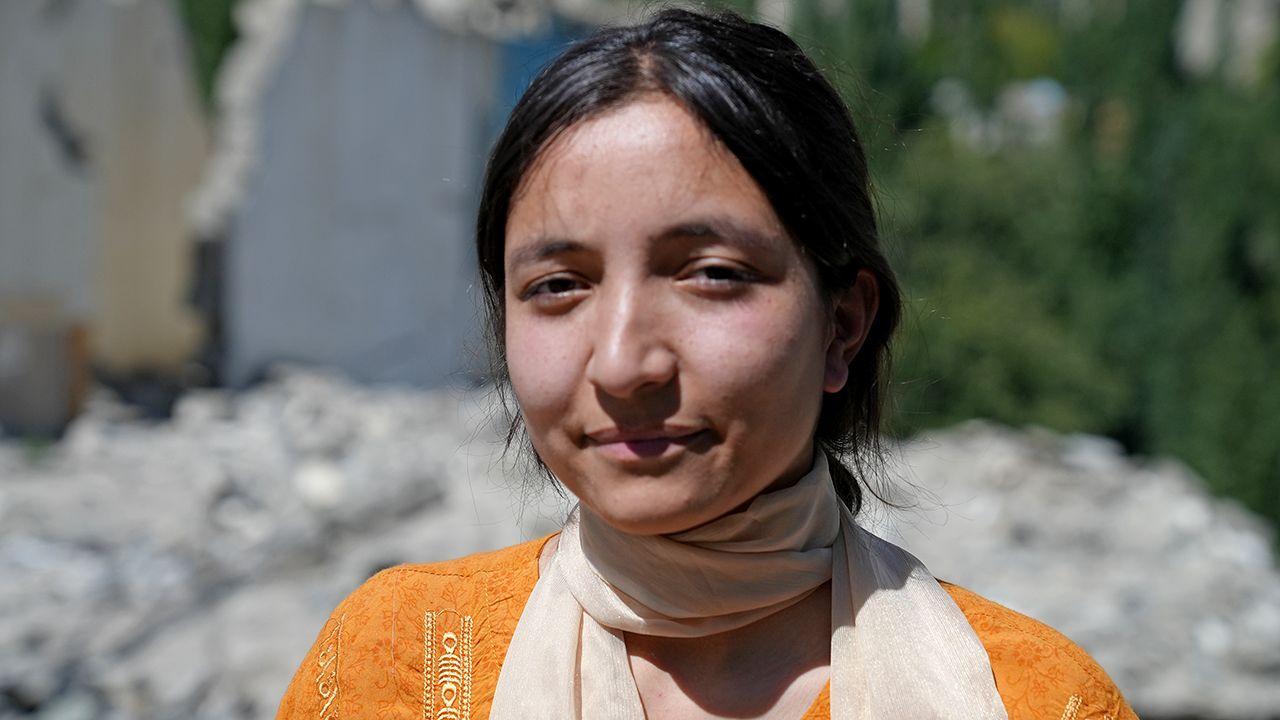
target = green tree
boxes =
[731,0,1280,530]
[172,0,240,113]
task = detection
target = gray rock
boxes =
[870,419,1280,719]
[3,370,1277,718]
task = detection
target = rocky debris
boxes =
[1,366,1277,719]
[0,365,561,720]
[870,421,1280,720]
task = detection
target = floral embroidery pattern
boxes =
[315,613,344,720]
[1060,694,1082,720]
[424,610,474,720]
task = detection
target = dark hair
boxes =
[474,6,903,515]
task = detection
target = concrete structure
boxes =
[189,0,671,389]
[0,0,210,376]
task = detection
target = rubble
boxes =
[873,421,1280,719]
[1,366,1276,718]
[0,365,558,719]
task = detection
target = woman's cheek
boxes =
[689,298,820,385]
[506,322,581,420]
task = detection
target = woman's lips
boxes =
[589,429,709,461]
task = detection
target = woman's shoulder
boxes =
[273,535,553,720]
[374,533,551,593]
[938,580,1139,720]
[330,533,551,623]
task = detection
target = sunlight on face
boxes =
[503,93,836,536]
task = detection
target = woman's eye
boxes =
[686,264,755,286]
[522,276,586,300]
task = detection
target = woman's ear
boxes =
[824,268,880,394]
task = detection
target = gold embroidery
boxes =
[1060,694,1083,720]
[424,610,473,720]
[316,613,345,720]
[424,611,432,720]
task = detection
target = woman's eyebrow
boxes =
[507,238,587,271]
[653,217,785,255]
[507,218,784,271]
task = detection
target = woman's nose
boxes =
[584,282,677,398]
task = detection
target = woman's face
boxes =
[504,93,868,536]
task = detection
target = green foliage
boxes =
[988,6,1060,79]
[172,0,240,113]
[886,130,1132,438]
[736,0,1280,529]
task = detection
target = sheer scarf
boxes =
[490,448,1009,719]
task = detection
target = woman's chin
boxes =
[579,486,729,537]
[590,510,705,536]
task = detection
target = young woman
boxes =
[276,8,1138,720]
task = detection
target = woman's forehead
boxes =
[505,95,786,257]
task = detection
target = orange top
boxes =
[276,534,1138,720]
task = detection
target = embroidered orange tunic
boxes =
[275,534,1139,720]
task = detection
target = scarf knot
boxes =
[565,449,841,637]
[491,448,1010,719]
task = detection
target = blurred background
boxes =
[1,0,1278,718]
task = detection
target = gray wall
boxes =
[0,0,208,367]
[0,1,97,321]
[226,1,497,388]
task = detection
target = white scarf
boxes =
[490,448,1009,719]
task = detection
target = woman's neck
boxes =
[537,535,831,719]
